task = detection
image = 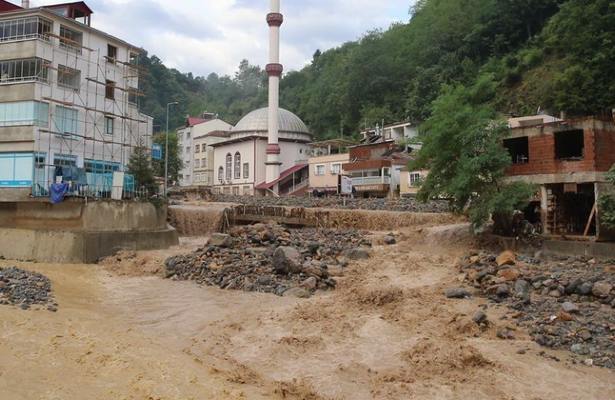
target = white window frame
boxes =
[315,164,325,176]
[330,163,342,175]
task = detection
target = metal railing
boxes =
[351,176,391,186]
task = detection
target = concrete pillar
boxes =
[265,0,284,184]
[540,185,549,234]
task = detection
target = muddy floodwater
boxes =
[1,227,614,400]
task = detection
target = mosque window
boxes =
[225,153,232,181]
[218,166,224,183]
[234,152,241,179]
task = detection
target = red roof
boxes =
[0,0,22,12]
[187,117,208,127]
[255,164,308,190]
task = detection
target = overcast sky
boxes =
[29,0,411,76]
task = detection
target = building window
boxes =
[185,146,190,154]
[218,166,224,182]
[243,162,249,179]
[59,25,82,53]
[129,52,139,66]
[58,65,80,90]
[225,153,232,181]
[105,80,115,100]
[195,145,200,154]
[0,152,34,187]
[0,17,52,42]
[232,186,239,195]
[234,152,241,179]
[54,106,78,136]
[504,137,529,164]
[104,116,114,136]
[53,154,77,168]
[331,163,341,175]
[243,186,251,195]
[0,101,49,127]
[315,164,325,176]
[128,88,138,105]
[0,58,49,84]
[409,172,422,186]
[106,44,117,62]
[555,129,584,160]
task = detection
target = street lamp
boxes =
[164,101,179,197]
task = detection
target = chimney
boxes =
[265,0,284,185]
[21,0,30,8]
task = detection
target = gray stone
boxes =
[283,287,312,298]
[514,279,530,300]
[209,233,232,248]
[383,235,396,245]
[300,277,318,290]
[496,284,510,297]
[592,281,613,298]
[571,343,588,355]
[577,282,593,296]
[272,246,303,275]
[561,301,580,314]
[342,248,371,260]
[472,310,487,324]
[445,287,471,299]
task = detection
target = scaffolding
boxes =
[30,30,153,198]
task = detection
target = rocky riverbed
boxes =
[455,251,615,368]
[206,194,450,213]
[164,223,375,297]
[0,266,57,311]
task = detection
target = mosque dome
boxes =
[233,107,310,135]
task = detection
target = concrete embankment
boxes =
[168,203,463,236]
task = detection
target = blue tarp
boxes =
[49,182,69,204]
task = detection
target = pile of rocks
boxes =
[207,194,450,213]
[165,223,372,297]
[0,266,57,311]
[456,251,615,368]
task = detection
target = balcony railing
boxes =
[351,176,391,186]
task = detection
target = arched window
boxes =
[218,166,224,182]
[234,152,241,179]
[225,153,232,181]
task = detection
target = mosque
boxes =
[211,0,312,196]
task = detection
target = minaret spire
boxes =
[265,0,283,185]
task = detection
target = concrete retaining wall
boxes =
[0,200,178,263]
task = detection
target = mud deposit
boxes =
[1,227,614,400]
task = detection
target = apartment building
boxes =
[0,1,153,200]
[177,113,232,187]
[308,139,354,194]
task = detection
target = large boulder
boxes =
[272,246,303,275]
[209,233,232,248]
[592,281,613,298]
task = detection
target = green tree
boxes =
[598,165,615,230]
[151,131,181,183]
[412,75,534,231]
[127,140,156,195]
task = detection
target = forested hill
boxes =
[138,0,615,138]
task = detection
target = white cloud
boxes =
[29,0,411,76]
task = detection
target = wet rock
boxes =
[273,246,303,275]
[342,248,371,260]
[561,301,580,314]
[496,284,510,297]
[496,327,516,340]
[283,287,312,298]
[472,310,488,324]
[499,268,520,282]
[383,235,396,245]
[209,233,232,248]
[496,250,516,267]
[577,282,594,296]
[300,277,318,290]
[0,267,55,311]
[445,287,471,299]
[514,279,530,301]
[592,281,613,298]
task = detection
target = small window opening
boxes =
[504,137,529,164]
[555,129,584,160]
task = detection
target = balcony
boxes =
[352,176,391,186]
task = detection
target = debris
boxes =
[496,250,516,267]
[445,287,471,299]
[383,235,397,245]
[0,267,56,311]
[208,233,232,248]
[472,310,488,325]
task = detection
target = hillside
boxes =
[138,0,615,138]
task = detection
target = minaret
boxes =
[265,0,283,184]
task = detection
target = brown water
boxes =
[168,204,231,236]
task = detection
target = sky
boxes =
[28,0,411,77]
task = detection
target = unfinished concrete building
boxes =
[505,117,615,241]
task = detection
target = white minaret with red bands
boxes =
[265,0,284,184]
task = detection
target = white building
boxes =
[177,114,232,187]
[211,107,311,196]
[361,121,419,145]
[0,1,153,200]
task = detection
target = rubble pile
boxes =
[165,223,372,297]
[208,194,450,213]
[0,267,57,311]
[458,252,615,368]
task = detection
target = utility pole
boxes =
[164,101,179,197]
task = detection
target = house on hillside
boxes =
[504,116,615,241]
[308,139,355,195]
